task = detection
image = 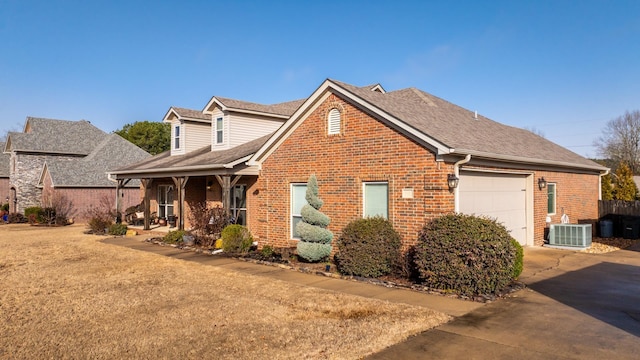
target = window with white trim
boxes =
[230,184,247,225]
[328,108,341,135]
[158,185,175,219]
[363,182,388,219]
[216,117,224,144]
[291,183,308,239]
[547,183,556,215]
[174,125,181,150]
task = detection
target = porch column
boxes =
[172,176,189,230]
[115,179,131,222]
[140,178,153,230]
[215,175,242,218]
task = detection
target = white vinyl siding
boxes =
[328,108,341,135]
[291,183,308,239]
[228,113,286,149]
[184,122,210,153]
[363,182,388,219]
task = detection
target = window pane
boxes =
[292,216,303,238]
[292,185,308,215]
[175,126,180,137]
[216,118,223,143]
[364,183,388,219]
[547,184,556,214]
[174,137,180,149]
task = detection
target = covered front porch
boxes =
[108,140,265,233]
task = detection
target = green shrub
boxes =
[336,217,402,278]
[25,206,44,223]
[88,217,112,235]
[221,225,253,254]
[511,239,524,279]
[1,203,9,212]
[414,214,518,296]
[108,223,128,236]
[260,245,274,258]
[163,230,187,244]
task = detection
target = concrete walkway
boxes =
[368,243,640,360]
[101,235,483,317]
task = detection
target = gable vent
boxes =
[328,108,341,135]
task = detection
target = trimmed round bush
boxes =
[221,225,253,254]
[336,217,402,278]
[414,214,519,296]
[108,223,128,236]
[163,230,187,244]
[296,242,332,262]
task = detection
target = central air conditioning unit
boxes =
[548,224,592,248]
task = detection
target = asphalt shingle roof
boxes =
[215,97,305,117]
[113,133,271,173]
[172,107,211,121]
[8,117,106,155]
[46,134,151,187]
[331,80,603,169]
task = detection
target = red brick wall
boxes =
[533,170,599,245]
[252,93,455,250]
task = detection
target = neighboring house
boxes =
[3,117,151,220]
[0,142,10,205]
[112,79,608,247]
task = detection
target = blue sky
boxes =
[1,0,638,158]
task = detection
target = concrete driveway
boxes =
[368,243,640,359]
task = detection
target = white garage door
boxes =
[459,172,528,245]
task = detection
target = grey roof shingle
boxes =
[0,142,10,177]
[8,117,106,155]
[215,97,305,117]
[331,80,603,169]
[112,133,272,174]
[46,134,151,187]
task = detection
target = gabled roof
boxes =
[6,117,106,155]
[250,79,607,172]
[163,107,211,123]
[110,133,271,178]
[203,96,305,119]
[0,142,10,177]
[41,134,150,187]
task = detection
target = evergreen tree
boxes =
[296,174,333,262]
[613,162,638,201]
[114,121,170,155]
[601,173,614,200]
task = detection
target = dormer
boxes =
[163,107,212,156]
[203,96,303,152]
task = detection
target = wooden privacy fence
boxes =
[599,200,640,218]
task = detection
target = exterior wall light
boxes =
[538,177,547,190]
[447,174,459,190]
[206,181,213,191]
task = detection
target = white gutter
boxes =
[454,154,472,213]
[599,169,610,200]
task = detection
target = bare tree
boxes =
[523,126,545,138]
[594,110,640,174]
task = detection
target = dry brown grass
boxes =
[0,224,450,359]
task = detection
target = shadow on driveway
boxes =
[528,261,640,337]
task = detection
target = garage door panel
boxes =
[459,172,528,245]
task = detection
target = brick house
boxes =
[3,117,150,220]
[113,79,607,247]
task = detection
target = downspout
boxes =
[453,154,472,213]
[599,169,610,201]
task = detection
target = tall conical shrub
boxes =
[296,174,333,262]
